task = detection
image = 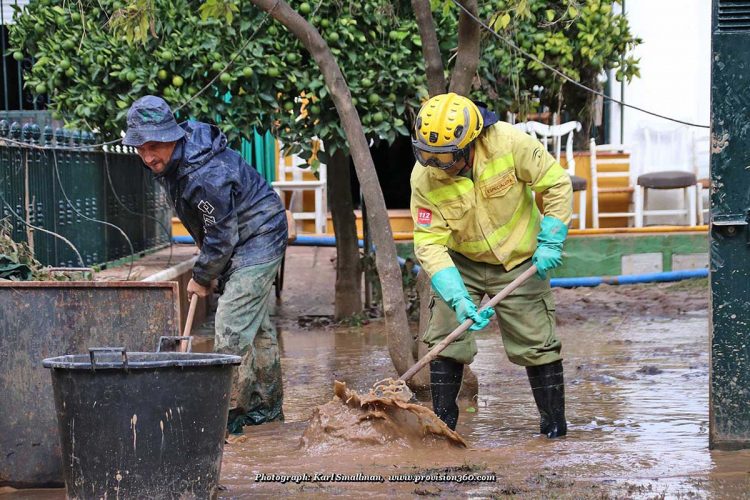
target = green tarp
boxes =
[241,129,276,183]
[0,255,32,281]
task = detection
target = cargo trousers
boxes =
[215,256,283,433]
[423,252,561,367]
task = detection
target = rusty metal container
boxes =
[0,282,180,487]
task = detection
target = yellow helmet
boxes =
[412,93,483,169]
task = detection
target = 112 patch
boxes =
[417,207,432,226]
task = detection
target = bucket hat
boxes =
[123,95,186,147]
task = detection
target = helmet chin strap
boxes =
[455,146,473,176]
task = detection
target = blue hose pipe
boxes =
[173,235,195,244]
[173,235,706,287]
[550,268,708,288]
[175,235,356,246]
[549,276,603,288]
[292,235,364,247]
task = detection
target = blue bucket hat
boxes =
[123,95,186,147]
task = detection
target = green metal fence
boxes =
[0,120,171,268]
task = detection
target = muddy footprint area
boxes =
[220,278,750,498]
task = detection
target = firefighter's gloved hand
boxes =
[456,302,495,331]
[431,267,494,331]
[532,216,569,279]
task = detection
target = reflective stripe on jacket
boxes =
[410,121,573,277]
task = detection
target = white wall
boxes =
[1,0,28,25]
[607,0,711,224]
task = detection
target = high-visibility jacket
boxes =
[410,121,573,277]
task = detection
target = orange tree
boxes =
[8,0,639,154]
[9,0,640,385]
[9,0,439,324]
[8,0,434,155]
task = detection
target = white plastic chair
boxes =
[272,140,328,234]
[589,139,638,228]
[634,125,697,227]
[691,132,710,226]
[523,121,586,229]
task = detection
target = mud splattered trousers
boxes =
[423,252,561,367]
[215,256,283,433]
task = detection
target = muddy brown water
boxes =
[4,282,750,498]
[218,282,749,498]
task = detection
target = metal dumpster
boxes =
[0,281,180,487]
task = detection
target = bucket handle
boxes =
[156,336,193,353]
[89,347,128,372]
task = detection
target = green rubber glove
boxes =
[532,216,568,279]
[431,267,494,331]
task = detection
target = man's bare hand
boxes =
[187,278,211,298]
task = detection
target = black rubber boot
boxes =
[526,360,567,438]
[430,357,464,431]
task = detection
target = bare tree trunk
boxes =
[328,150,362,320]
[448,0,480,95]
[251,0,415,376]
[410,0,446,96]
[412,0,479,97]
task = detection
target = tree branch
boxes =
[448,0,479,96]
[248,0,416,378]
[411,0,446,97]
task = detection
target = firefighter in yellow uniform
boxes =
[410,93,573,438]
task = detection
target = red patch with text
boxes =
[417,208,433,226]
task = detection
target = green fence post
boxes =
[709,0,750,450]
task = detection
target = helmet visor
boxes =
[412,141,467,170]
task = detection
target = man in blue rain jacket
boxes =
[123,95,288,432]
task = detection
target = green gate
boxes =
[709,0,750,450]
[0,120,171,268]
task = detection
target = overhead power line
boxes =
[451,0,711,129]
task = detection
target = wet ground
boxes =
[3,247,749,498]
[216,250,749,498]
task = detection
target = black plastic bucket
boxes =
[43,348,241,499]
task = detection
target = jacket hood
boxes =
[175,121,228,177]
[474,101,499,128]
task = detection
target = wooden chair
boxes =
[524,121,587,229]
[272,140,328,234]
[589,140,638,228]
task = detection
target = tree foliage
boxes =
[9,0,640,160]
[474,0,641,121]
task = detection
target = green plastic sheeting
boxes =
[0,255,32,281]
[216,90,276,183]
[243,129,276,183]
[264,130,276,183]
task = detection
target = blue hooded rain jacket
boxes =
[157,121,288,287]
